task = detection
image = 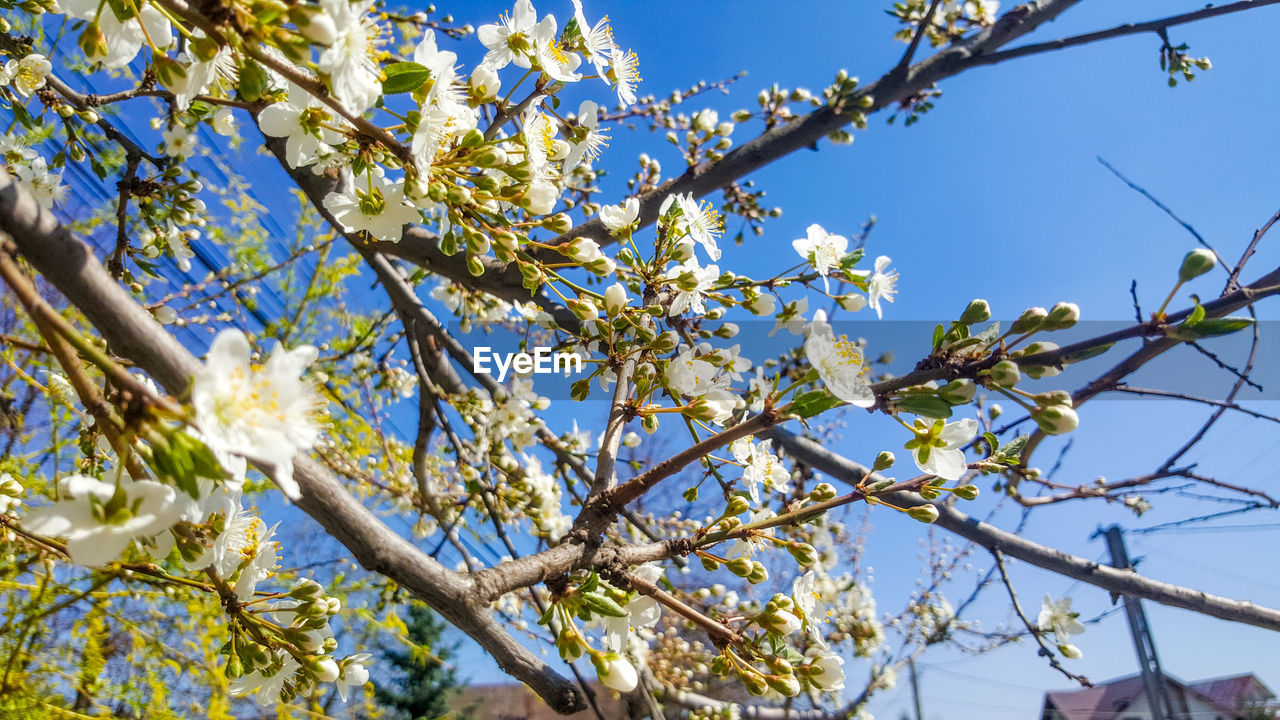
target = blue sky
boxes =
[430,1,1280,717]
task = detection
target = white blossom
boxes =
[851,255,898,319]
[3,54,51,97]
[478,0,538,71]
[323,169,422,243]
[191,329,324,499]
[335,653,372,701]
[804,310,874,407]
[21,475,181,566]
[259,89,347,169]
[230,652,299,706]
[665,259,718,317]
[609,47,640,106]
[908,418,977,481]
[1038,594,1085,645]
[792,223,848,291]
[316,0,382,114]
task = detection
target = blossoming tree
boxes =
[1,0,1279,718]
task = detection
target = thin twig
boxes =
[992,549,1091,686]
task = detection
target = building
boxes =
[451,682,641,720]
[1040,673,1276,720]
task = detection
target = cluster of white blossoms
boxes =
[8,328,373,706]
[0,53,50,97]
[0,136,66,210]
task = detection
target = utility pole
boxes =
[1100,525,1184,720]
[909,658,924,720]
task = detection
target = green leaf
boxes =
[537,604,556,626]
[1165,317,1253,340]
[982,432,1000,456]
[974,320,1002,344]
[931,324,945,352]
[791,390,842,419]
[1185,302,1206,326]
[838,249,865,268]
[580,591,628,618]
[1061,343,1113,364]
[382,62,431,95]
[996,434,1031,464]
[894,394,952,419]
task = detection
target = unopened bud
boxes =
[987,360,1021,388]
[1178,248,1216,282]
[1042,302,1080,331]
[939,378,976,404]
[953,484,980,501]
[1032,405,1079,435]
[873,451,895,472]
[907,504,940,524]
[959,298,991,325]
[809,483,837,501]
[1011,306,1048,334]
[727,557,753,577]
[766,673,802,697]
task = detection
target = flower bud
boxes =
[653,331,679,353]
[952,484,980,501]
[1058,643,1083,660]
[1032,405,1079,435]
[747,293,776,315]
[470,64,501,102]
[1178,248,1216,282]
[767,673,802,697]
[788,542,817,566]
[939,378,976,404]
[838,294,867,313]
[743,671,769,696]
[872,451,895,472]
[312,657,340,683]
[759,609,802,636]
[595,653,638,692]
[907,504,939,524]
[809,483,837,501]
[959,299,991,325]
[1042,302,1080,331]
[1034,390,1073,408]
[604,283,628,317]
[153,55,190,95]
[747,561,769,584]
[1011,306,1048,334]
[299,10,337,45]
[727,557,753,577]
[987,360,1021,388]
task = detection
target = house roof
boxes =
[1044,674,1148,720]
[1188,674,1277,711]
[1043,673,1273,720]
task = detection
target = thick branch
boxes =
[767,428,1280,633]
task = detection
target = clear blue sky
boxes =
[431,1,1280,717]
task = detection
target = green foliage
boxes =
[373,604,470,720]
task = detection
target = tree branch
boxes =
[767,427,1280,633]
